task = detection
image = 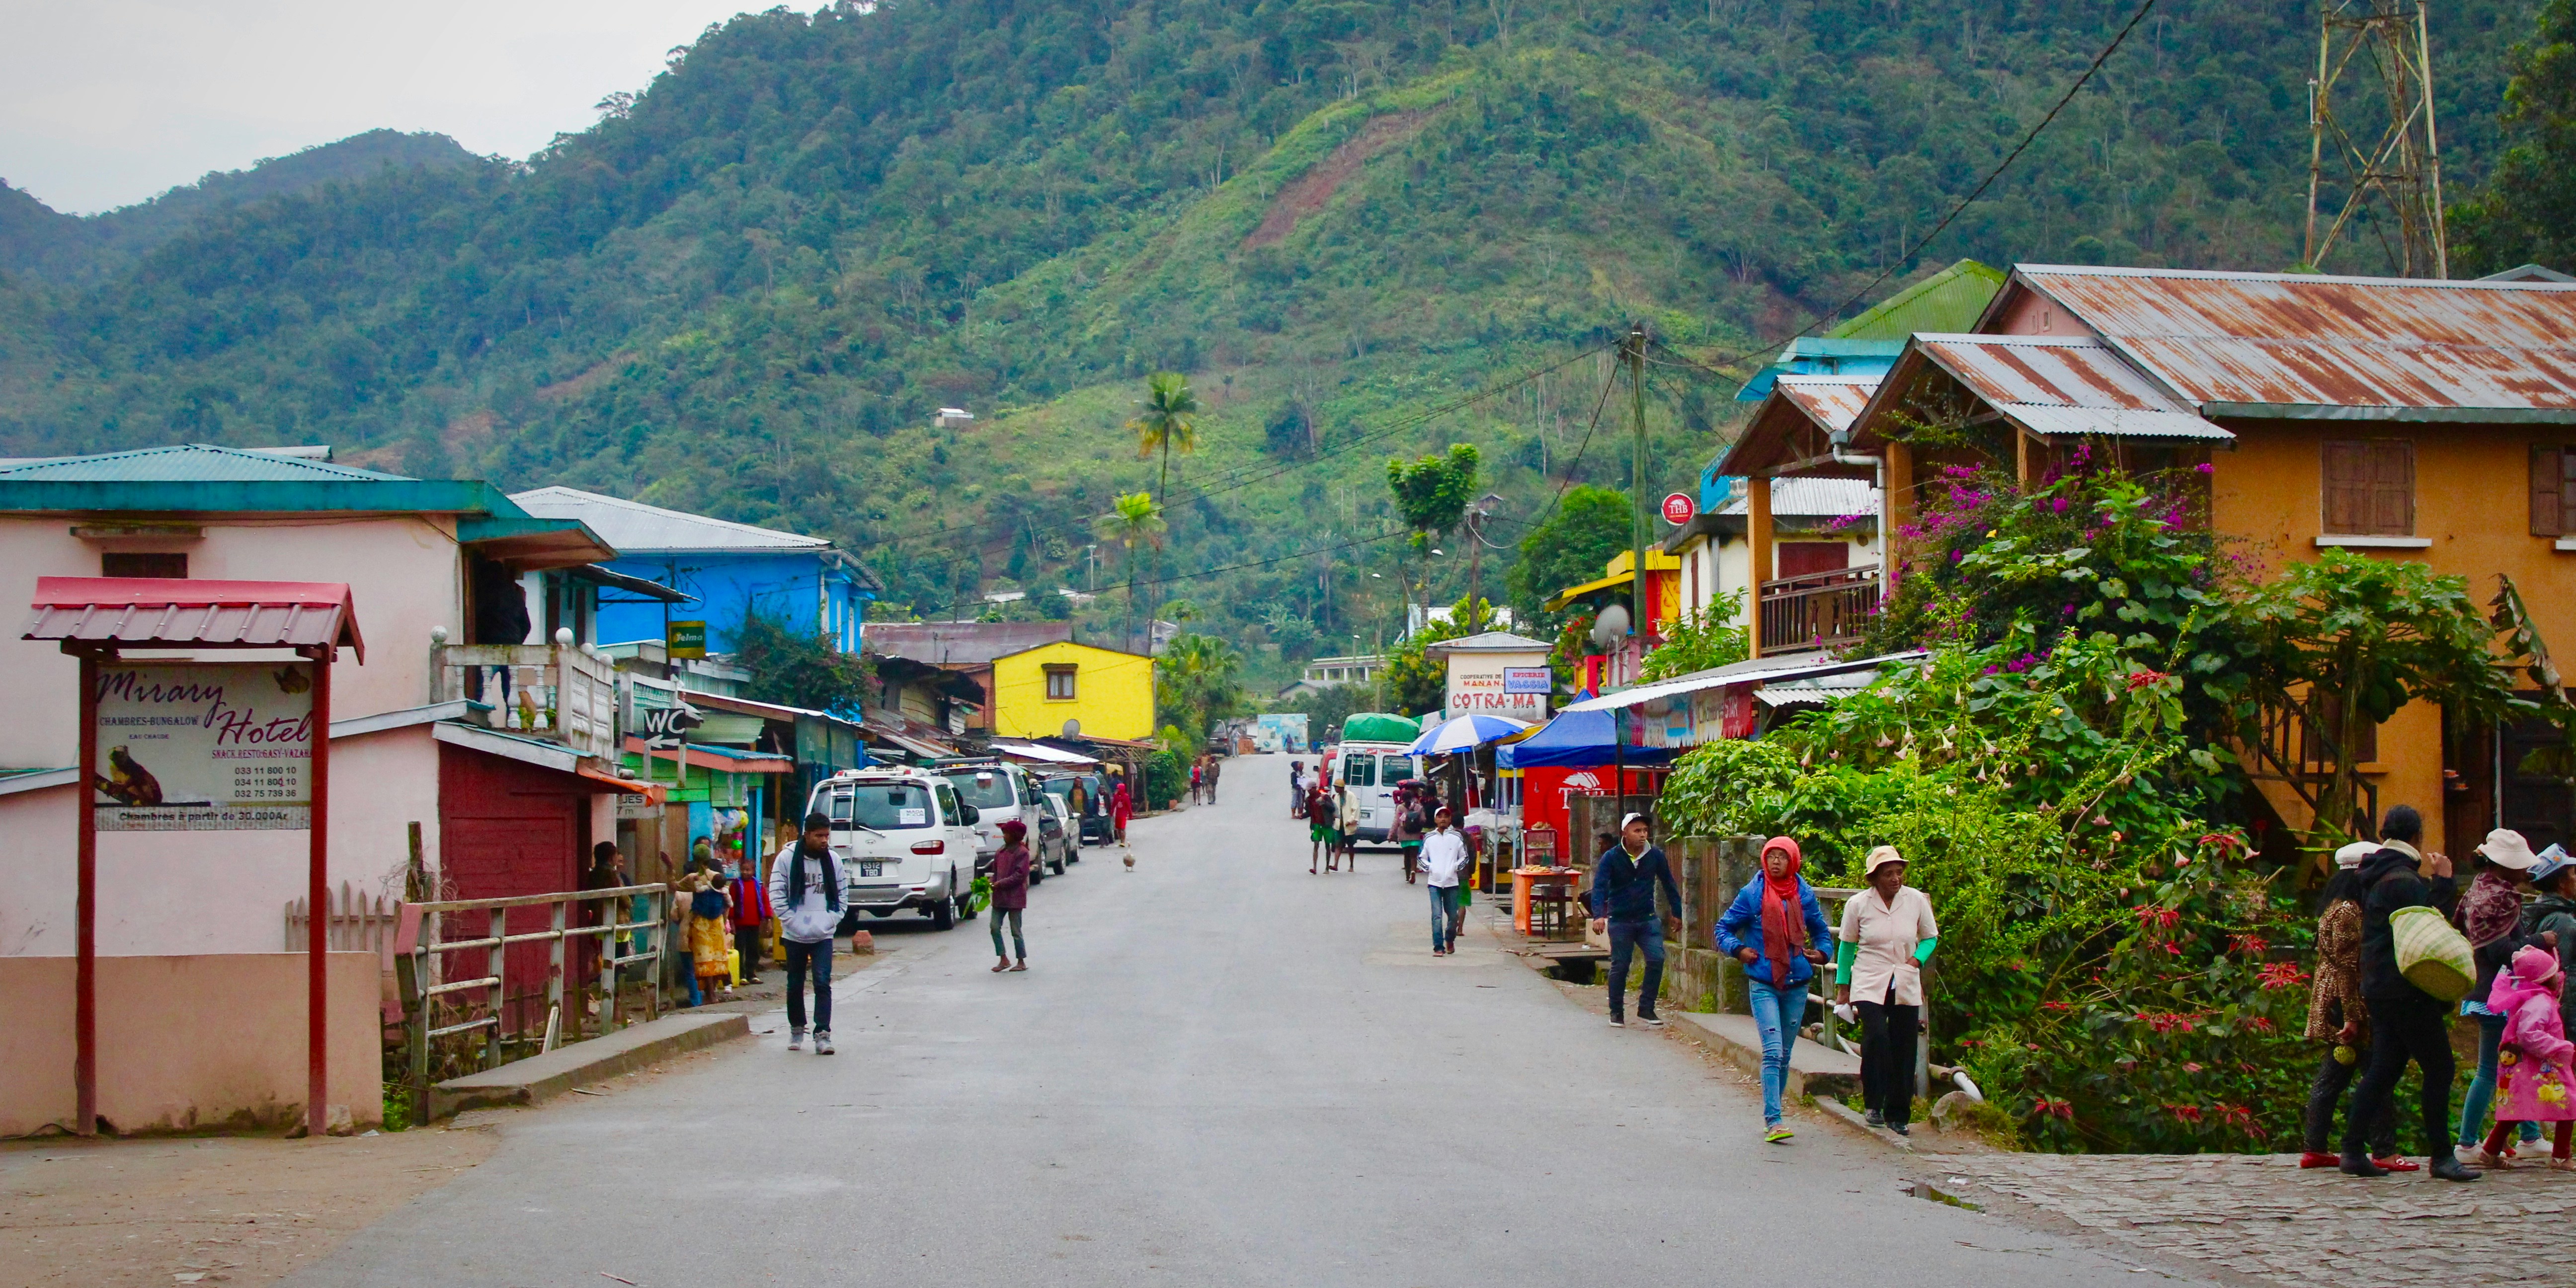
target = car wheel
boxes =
[930,891,956,931]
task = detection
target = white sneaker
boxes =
[787,1028,805,1051]
[1608,1016,1626,1028]
[1637,1014,1667,1028]
[814,1031,834,1055]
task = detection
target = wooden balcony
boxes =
[1757,565,1881,655]
[432,635,619,758]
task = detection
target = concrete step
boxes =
[431,1011,749,1119]
[1669,1010,1862,1101]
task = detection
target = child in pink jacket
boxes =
[2477,943,2576,1169]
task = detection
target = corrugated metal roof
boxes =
[1908,333,2232,441]
[510,486,831,554]
[2012,266,2576,413]
[22,577,363,660]
[0,444,412,483]
[1773,376,1879,434]
[1714,476,1879,519]
[868,621,1074,666]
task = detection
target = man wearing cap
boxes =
[2341,805,2478,1180]
[1834,846,1938,1134]
[2454,829,2548,1164]
[1588,813,1682,1028]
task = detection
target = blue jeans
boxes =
[1606,918,1665,1020]
[1749,978,1807,1126]
[2458,1010,2544,1147]
[1430,884,1458,951]
[785,937,833,1035]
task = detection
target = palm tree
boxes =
[1126,372,1201,500]
[1093,490,1166,653]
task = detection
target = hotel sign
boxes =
[92,662,315,831]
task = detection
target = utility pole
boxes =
[1463,494,1501,636]
[1625,324,1651,660]
[2304,0,2447,276]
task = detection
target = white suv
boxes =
[937,759,1046,886]
[806,767,978,930]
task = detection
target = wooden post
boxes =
[304,646,333,1138]
[546,900,568,1046]
[1746,477,1772,659]
[73,648,100,1137]
[1883,440,1914,594]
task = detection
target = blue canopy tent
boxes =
[1497,709,1677,769]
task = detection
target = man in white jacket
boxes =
[1419,807,1471,956]
[766,811,846,1055]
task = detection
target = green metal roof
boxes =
[1826,259,2007,342]
[0,444,414,482]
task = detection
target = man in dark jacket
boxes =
[1587,813,1683,1028]
[2341,804,2479,1181]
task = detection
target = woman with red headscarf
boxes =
[1715,836,1834,1143]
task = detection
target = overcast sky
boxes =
[1,0,770,214]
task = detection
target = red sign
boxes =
[1660,492,1695,525]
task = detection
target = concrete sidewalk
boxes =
[431,1011,747,1117]
[1668,1010,1862,1100]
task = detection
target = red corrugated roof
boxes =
[21,577,363,661]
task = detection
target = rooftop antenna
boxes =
[2304,0,2448,278]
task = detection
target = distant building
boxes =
[935,407,975,429]
[510,487,878,655]
[1730,259,2005,403]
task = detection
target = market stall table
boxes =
[1512,866,1579,938]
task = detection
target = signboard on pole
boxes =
[92,662,316,831]
[1660,492,1696,526]
[668,620,708,659]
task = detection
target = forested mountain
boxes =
[0,0,2556,676]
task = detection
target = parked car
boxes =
[1033,772,1093,857]
[936,758,1044,886]
[1034,790,1073,874]
[805,766,977,932]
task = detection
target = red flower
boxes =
[2257,961,2309,990]
[2125,668,2170,691]
[2164,1103,2204,1123]
[2181,1062,2204,1074]
[2228,934,2269,957]
[2245,1016,2275,1034]
[2031,1097,2076,1122]
[2040,1000,2073,1012]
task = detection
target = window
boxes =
[943,769,1018,811]
[1045,665,1077,700]
[101,551,186,579]
[2322,440,2414,536]
[828,782,935,831]
[1345,754,1376,787]
[2531,446,2576,536]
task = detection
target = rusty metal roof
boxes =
[1911,334,2230,440]
[2007,266,2576,416]
[867,621,1073,667]
[1773,376,1878,434]
[22,577,363,660]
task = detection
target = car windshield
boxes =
[944,770,1017,810]
[829,783,935,831]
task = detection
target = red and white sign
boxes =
[1660,492,1695,525]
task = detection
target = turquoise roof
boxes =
[0,444,413,483]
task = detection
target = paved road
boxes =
[293,754,2198,1288]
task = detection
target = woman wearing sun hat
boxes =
[1833,846,1937,1135]
[2455,829,2547,1164]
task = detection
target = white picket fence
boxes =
[283,882,402,966]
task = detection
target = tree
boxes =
[731,611,874,715]
[1505,485,1632,627]
[1092,491,1165,654]
[2451,0,2576,273]
[1127,371,1201,501]
[1378,596,1475,716]
[1638,593,1747,682]
[1155,632,1249,745]
[1384,443,1480,626]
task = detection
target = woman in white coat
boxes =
[1834,846,1938,1134]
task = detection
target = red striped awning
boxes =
[22,577,363,661]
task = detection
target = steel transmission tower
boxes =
[2304,0,2449,277]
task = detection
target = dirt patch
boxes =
[533,354,629,403]
[0,1126,496,1288]
[1241,111,1430,250]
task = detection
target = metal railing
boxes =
[1757,564,1881,654]
[1806,885,1981,1106]
[399,883,668,1118]
[431,633,618,757]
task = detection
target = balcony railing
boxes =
[433,633,618,758]
[1757,564,1882,654]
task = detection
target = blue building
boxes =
[510,487,878,653]
[1730,259,2004,402]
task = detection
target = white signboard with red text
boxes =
[1444,649,1551,723]
[92,662,316,831]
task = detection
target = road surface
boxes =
[289,753,2199,1287]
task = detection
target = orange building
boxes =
[1720,265,2576,857]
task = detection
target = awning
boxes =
[1497,709,1677,769]
[871,729,956,760]
[565,563,694,603]
[1754,673,1876,707]
[1558,650,1925,712]
[23,576,364,661]
[991,740,1100,765]
[621,737,795,774]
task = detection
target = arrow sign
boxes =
[1660,492,1696,525]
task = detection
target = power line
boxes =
[897,527,1413,623]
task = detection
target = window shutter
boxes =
[2562,447,2576,536]
[2366,440,2414,536]
[2323,440,2366,533]
[2536,445,2566,537]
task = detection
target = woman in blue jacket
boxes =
[1716,835,1835,1142]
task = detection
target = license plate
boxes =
[858,860,884,877]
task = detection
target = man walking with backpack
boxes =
[2341,804,2479,1180]
[766,811,845,1056]
[1587,813,1683,1029]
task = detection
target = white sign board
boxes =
[93,662,316,831]
[1445,651,1551,723]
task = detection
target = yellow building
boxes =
[987,640,1155,741]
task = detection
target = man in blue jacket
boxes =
[1717,836,1834,1143]
[1588,813,1683,1029]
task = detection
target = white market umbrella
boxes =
[1404,713,1532,756]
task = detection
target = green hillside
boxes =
[0,0,2553,681]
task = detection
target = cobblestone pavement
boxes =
[1929,1153,2576,1287]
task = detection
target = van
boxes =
[805,767,978,931]
[1333,741,1421,845]
[935,758,1046,883]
